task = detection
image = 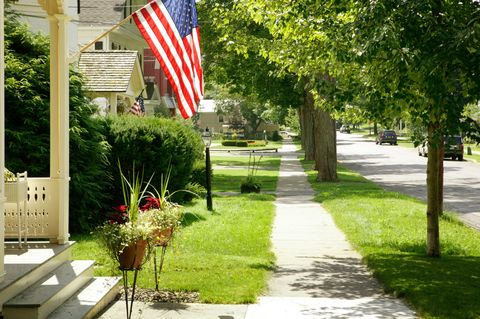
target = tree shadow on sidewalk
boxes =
[272,256,383,299]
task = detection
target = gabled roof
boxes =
[79,0,125,25]
[78,51,140,92]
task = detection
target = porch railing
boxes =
[4,178,59,240]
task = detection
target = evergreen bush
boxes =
[101,116,203,208]
[271,131,282,141]
[221,140,249,147]
[222,140,237,146]
[190,160,207,188]
[69,74,112,232]
[236,141,249,147]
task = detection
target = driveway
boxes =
[336,132,480,230]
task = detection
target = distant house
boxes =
[197,100,279,137]
[143,48,177,117]
[197,100,225,134]
[78,50,145,114]
[76,0,177,116]
[13,0,183,118]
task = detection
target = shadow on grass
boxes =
[181,211,206,227]
[249,262,275,271]
[367,253,480,319]
[302,161,419,204]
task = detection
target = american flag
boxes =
[137,94,145,113]
[133,0,203,119]
[129,98,144,116]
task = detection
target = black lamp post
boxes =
[201,127,213,211]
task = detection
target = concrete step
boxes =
[48,276,121,319]
[3,260,94,319]
[0,242,74,310]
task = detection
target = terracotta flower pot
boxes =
[152,227,174,247]
[118,239,148,270]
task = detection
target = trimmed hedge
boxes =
[221,140,249,147]
[101,115,204,208]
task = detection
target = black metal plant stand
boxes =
[153,244,168,291]
[121,268,139,319]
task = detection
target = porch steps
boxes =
[3,260,94,319]
[1,242,121,319]
[48,277,121,319]
[0,242,74,309]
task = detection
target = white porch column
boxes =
[0,0,6,280]
[48,14,70,244]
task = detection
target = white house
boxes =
[0,1,120,318]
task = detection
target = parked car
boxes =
[376,130,398,145]
[417,135,464,161]
[340,125,351,133]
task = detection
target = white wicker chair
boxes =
[5,171,28,247]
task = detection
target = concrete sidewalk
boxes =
[97,141,416,319]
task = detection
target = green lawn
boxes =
[303,160,480,319]
[212,155,281,193]
[72,154,279,304]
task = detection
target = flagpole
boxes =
[69,14,133,62]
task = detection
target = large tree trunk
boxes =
[302,89,315,161]
[426,123,443,257]
[313,108,337,181]
[298,107,304,147]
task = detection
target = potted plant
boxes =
[142,167,186,247]
[96,164,154,270]
[240,154,263,193]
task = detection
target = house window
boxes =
[219,115,224,123]
[112,42,118,50]
[94,41,103,50]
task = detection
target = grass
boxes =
[212,155,281,193]
[303,160,480,319]
[72,155,279,304]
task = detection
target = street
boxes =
[336,132,480,230]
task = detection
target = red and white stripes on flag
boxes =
[132,0,203,119]
[129,100,143,116]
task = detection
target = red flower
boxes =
[113,204,128,213]
[141,197,160,210]
[108,212,127,224]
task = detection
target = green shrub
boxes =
[69,74,112,233]
[236,141,249,147]
[183,182,207,201]
[271,131,282,141]
[101,116,203,210]
[222,140,237,146]
[190,160,207,188]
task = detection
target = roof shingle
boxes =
[79,0,126,25]
[78,51,139,92]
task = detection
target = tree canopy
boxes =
[199,0,480,256]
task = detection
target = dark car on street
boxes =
[376,130,398,145]
[340,125,351,133]
[417,135,464,161]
